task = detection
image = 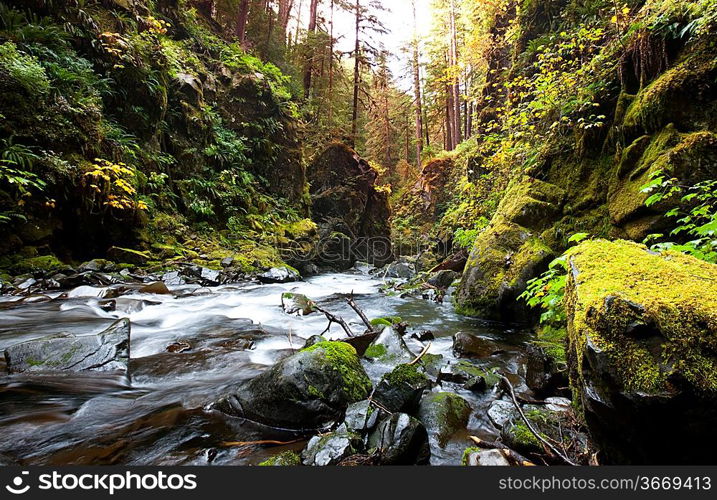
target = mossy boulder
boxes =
[107,247,150,266]
[213,341,372,430]
[373,363,430,414]
[417,392,472,448]
[456,176,564,320]
[367,413,430,465]
[301,426,363,466]
[566,239,717,464]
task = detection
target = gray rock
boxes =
[4,319,130,373]
[452,331,499,358]
[221,257,235,268]
[281,293,317,316]
[302,426,362,466]
[213,341,372,429]
[368,413,430,465]
[463,449,510,466]
[418,392,472,448]
[343,400,380,432]
[353,261,374,274]
[258,267,301,284]
[427,270,460,289]
[383,261,415,279]
[373,363,430,414]
[199,267,221,285]
[487,399,516,428]
[302,335,327,349]
[545,397,571,412]
[162,271,185,286]
[139,282,171,295]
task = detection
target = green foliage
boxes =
[0,41,50,95]
[641,170,717,263]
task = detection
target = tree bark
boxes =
[303,0,320,97]
[236,0,250,44]
[449,0,461,147]
[350,0,361,147]
[278,0,294,44]
[411,0,423,170]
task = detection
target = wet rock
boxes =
[167,341,192,353]
[363,327,414,365]
[78,259,110,272]
[220,257,235,268]
[98,299,116,312]
[302,425,363,466]
[162,271,185,286]
[107,247,150,265]
[438,361,500,393]
[427,270,460,289]
[343,400,381,433]
[281,293,317,316]
[383,261,415,279]
[4,319,130,373]
[16,278,37,291]
[368,413,430,465]
[411,330,435,342]
[259,451,302,466]
[462,448,510,466]
[139,281,171,295]
[373,363,430,414]
[524,343,568,398]
[296,262,319,277]
[213,341,372,429]
[258,267,300,284]
[452,331,500,358]
[545,397,571,412]
[199,267,221,285]
[487,399,516,428]
[302,335,327,349]
[418,392,472,447]
[352,261,374,274]
[566,239,717,464]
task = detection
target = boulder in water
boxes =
[462,448,510,466]
[258,267,300,284]
[373,363,430,414]
[4,319,130,373]
[368,413,430,465]
[213,341,372,429]
[418,392,472,448]
[302,425,363,466]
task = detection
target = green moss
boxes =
[382,363,428,387]
[461,447,482,466]
[303,342,372,401]
[364,344,387,359]
[566,239,717,394]
[11,255,65,274]
[258,451,302,466]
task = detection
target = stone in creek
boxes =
[427,270,460,289]
[213,341,372,430]
[363,327,414,364]
[382,261,415,279]
[139,281,171,295]
[4,318,130,373]
[167,341,192,353]
[107,246,150,265]
[302,425,363,466]
[302,335,327,349]
[161,271,185,286]
[452,331,500,358]
[418,392,472,448]
[411,330,435,342]
[487,399,516,428]
[281,292,317,316]
[78,259,109,272]
[199,267,221,285]
[343,400,381,433]
[221,257,235,268]
[463,449,510,466]
[368,413,430,465]
[373,363,430,414]
[259,451,302,466]
[258,267,301,284]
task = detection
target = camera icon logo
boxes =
[5,471,30,495]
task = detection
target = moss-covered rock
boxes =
[258,451,302,467]
[455,176,564,320]
[566,239,717,463]
[213,341,372,430]
[373,363,430,414]
[417,392,472,448]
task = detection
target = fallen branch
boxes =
[468,436,535,466]
[346,292,377,333]
[499,375,578,466]
[315,304,355,337]
[408,341,432,366]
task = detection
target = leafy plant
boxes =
[641,170,717,263]
[83,159,147,213]
[0,41,50,95]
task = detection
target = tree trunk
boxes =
[327,0,335,130]
[350,0,361,147]
[411,0,423,170]
[303,0,320,97]
[449,0,461,146]
[278,0,294,44]
[236,0,250,45]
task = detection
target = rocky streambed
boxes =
[0,265,582,466]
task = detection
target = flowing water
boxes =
[0,271,532,466]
